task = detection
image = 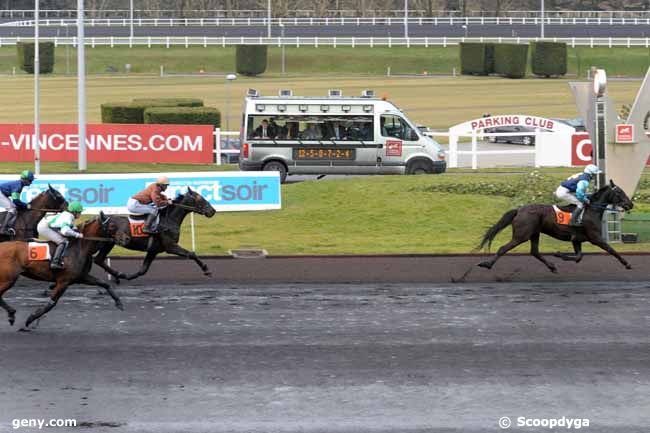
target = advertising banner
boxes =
[572,132,650,166]
[0,124,214,164]
[0,172,281,214]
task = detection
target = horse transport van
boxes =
[238,89,447,183]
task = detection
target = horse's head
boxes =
[30,184,68,212]
[594,180,634,211]
[175,187,216,218]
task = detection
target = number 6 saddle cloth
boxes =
[27,241,52,262]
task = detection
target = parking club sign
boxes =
[616,124,634,143]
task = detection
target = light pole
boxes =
[130,0,134,39]
[280,23,285,74]
[404,0,408,39]
[34,0,41,175]
[540,0,544,39]
[225,74,237,132]
[462,24,468,38]
[267,0,271,38]
[77,0,86,171]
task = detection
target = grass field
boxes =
[2,46,650,77]
[0,74,643,132]
[1,72,649,255]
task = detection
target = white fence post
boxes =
[214,127,222,165]
[190,212,196,252]
[471,131,478,170]
[449,130,458,168]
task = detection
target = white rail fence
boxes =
[3,10,650,19]
[1,36,649,48]
[214,129,240,166]
[6,16,650,27]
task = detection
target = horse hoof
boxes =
[477,261,492,270]
[626,264,633,270]
[18,327,31,333]
[114,278,121,286]
[204,271,212,277]
[550,267,558,274]
[115,302,125,311]
[8,316,15,326]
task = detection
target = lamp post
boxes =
[267,0,271,38]
[130,0,134,39]
[34,0,40,175]
[404,0,408,39]
[78,0,86,171]
[225,74,237,132]
[280,23,285,74]
[540,0,545,39]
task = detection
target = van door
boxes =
[378,114,421,172]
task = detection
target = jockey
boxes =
[127,175,172,234]
[555,164,602,226]
[37,201,84,270]
[0,170,35,236]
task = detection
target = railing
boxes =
[6,16,650,27]
[4,9,650,19]
[1,36,649,48]
[214,129,240,166]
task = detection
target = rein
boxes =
[170,202,200,212]
[83,236,116,242]
[28,208,64,213]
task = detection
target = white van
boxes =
[238,89,446,183]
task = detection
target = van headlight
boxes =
[437,151,446,160]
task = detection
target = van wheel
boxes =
[263,161,287,183]
[523,136,533,146]
[406,160,432,175]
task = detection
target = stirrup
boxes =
[50,261,64,270]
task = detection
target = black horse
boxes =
[0,185,67,241]
[93,188,216,281]
[477,180,634,272]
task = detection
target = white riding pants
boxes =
[0,192,17,214]
[127,198,156,215]
[37,220,66,244]
[555,186,583,208]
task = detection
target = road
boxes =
[1,23,650,38]
[2,280,650,432]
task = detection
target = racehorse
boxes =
[92,188,216,282]
[0,213,125,329]
[0,185,67,241]
[477,180,634,272]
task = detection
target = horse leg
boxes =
[0,279,19,326]
[478,238,527,270]
[556,241,584,262]
[589,238,632,269]
[93,244,127,283]
[82,274,124,311]
[529,233,557,273]
[23,280,69,330]
[124,250,159,281]
[164,243,211,277]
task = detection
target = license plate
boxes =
[293,148,356,160]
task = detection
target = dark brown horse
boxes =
[0,185,67,241]
[0,213,125,329]
[92,188,216,282]
[477,180,634,272]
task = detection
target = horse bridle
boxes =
[170,195,211,215]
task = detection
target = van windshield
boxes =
[247,115,374,141]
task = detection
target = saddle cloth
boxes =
[553,205,573,226]
[128,215,157,238]
[27,242,51,261]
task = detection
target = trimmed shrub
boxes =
[236,45,267,76]
[494,43,528,79]
[101,103,145,124]
[16,41,55,74]
[530,41,567,77]
[131,98,204,107]
[144,107,221,128]
[485,43,496,74]
[459,43,488,75]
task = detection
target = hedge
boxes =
[530,41,567,77]
[459,43,488,75]
[131,98,204,107]
[143,107,221,128]
[236,45,267,76]
[485,43,496,74]
[101,103,145,124]
[494,44,529,79]
[102,98,206,123]
[16,42,55,74]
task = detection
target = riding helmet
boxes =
[20,170,35,182]
[583,164,602,175]
[68,201,84,213]
[156,175,170,185]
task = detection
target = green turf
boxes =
[0,162,237,174]
[2,45,650,77]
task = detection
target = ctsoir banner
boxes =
[0,124,214,164]
[572,132,650,166]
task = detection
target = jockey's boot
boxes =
[0,212,17,236]
[50,241,69,271]
[142,212,159,234]
[569,207,583,227]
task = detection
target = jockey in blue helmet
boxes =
[554,164,602,226]
[0,170,35,236]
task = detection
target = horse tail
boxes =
[478,209,518,251]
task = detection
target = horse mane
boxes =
[590,184,611,202]
[78,216,99,232]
